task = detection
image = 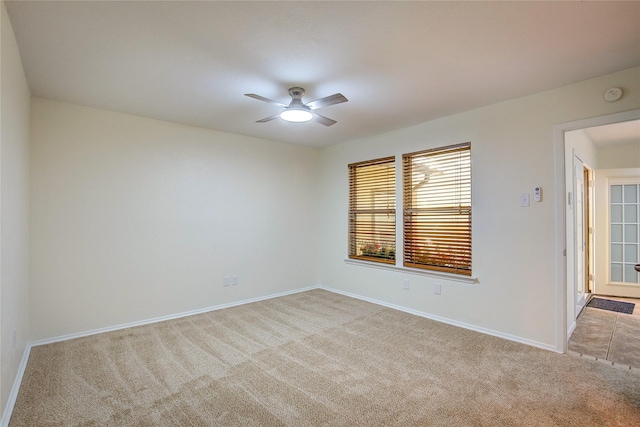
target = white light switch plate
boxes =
[520,193,530,207]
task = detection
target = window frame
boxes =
[608,179,640,284]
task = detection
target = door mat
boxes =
[587,298,635,315]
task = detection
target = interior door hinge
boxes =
[568,192,573,207]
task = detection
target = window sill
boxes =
[344,259,478,284]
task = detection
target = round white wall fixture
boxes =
[604,87,623,102]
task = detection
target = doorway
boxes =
[554,109,640,353]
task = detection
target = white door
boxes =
[596,178,640,298]
[574,155,589,312]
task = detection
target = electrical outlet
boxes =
[223,276,231,287]
[231,275,238,286]
[433,284,441,295]
[403,279,410,290]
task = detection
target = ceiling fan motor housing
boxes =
[289,87,306,99]
[287,87,309,110]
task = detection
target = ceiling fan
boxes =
[244,87,348,126]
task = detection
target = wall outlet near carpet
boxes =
[223,275,238,286]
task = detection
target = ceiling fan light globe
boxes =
[280,109,313,123]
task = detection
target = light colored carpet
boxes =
[9,289,640,426]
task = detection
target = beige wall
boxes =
[29,98,319,340]
[598,141,640,169]
[565,129,599,169]
[0,1,31,420]
[317,67,640,351]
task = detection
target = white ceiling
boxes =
[583,119,640,147]
[6,1,640,148]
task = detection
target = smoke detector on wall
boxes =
[603,87,623,102]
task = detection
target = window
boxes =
[403,143,471,275]
[610,183,640,283]
[348,157,396,264]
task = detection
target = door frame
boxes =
[553,109,640,353]
[585,165,594,297]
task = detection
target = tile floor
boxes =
[568,296,640,369]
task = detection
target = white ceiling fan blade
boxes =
[313,113,337,126]
[244,93,287,108]
[256,114,280,123]
[305,93,348,110]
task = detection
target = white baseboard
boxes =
[319,285,561,353]
[1,344,32,427]
[30,286,317,347]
